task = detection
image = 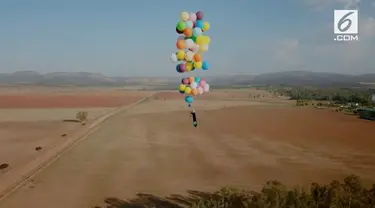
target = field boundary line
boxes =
[0,95,152,201]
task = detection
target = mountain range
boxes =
[0,70,374,88]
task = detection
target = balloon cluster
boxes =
[179,76,209,104]
[170,11,211,105]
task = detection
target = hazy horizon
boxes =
[1,0,374,76]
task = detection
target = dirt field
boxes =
[0,89,148,201]
[0,90,374,208]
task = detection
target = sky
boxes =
[0,0,374,76]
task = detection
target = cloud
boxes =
[274,39,301,65]
[303,0,361,10]
[361,17,375,38]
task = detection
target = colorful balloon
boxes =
[193,61,202,69]
[202,61,209,70]
[193,53,202,62]
[184,27,193,37]
[170,53,178,63]
[182,78,189,84]
[197,87,204,95]
[185,51,194,61]
[188,12,197,21]
[176,50,185,60]
[184,87,192,94]
[203,83,210,92]
[186,62,193,71]
[177,21,186,31]
[195,77,201,83]
[185,20,193,28]
[195,20,204,29]
[180,12,189,21]
[185,39,195,49]
[188,76,195,84]
[198,44,208,52]
[176,27,183,34]
[179,64,186,72]
[178,84,186,91]
[196,11,204,20]
[185,95,194,103]
[191,88,198,96]
[190,81,198,89]
[193,28,202,36]
[202,21,210,31]
[176,39,185,49]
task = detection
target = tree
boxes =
[76,111,88,123]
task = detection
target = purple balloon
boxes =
[196,11,204,20]
[179,64,186,72]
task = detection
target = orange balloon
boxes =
[184,28,192,37]
[193,53,202,62]
[176,39,185,49]
[191,88,198,95]
[188,76,195,84]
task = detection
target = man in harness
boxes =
[190,109,198,127]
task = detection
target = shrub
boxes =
[192,175,375,208]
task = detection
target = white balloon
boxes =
[203,83,210,92]
[190,82,198,89]
[185,39,194,49]
[199,44,209,52]
[198,87,204,94]
[180,12,189,21]
[185,51,194,61]
[190,44,199,52]
[185,20,193,28]
[193,28,202,36]
[188,12,197,21]
[170,53,178,63]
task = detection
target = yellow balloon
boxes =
[203,22,210,31]
[194,61,202,69]
[186,62,193,71]
[196,35,204,45]
[176,50,185,60]
[178,84,186,91]
[184,86,192,94]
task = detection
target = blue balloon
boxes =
[202,61,209,70]
[195,77,201,83]
[176,64,180,72]
[195,20,204,29]
[184,95,194,104]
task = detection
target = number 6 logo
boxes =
[338,12,353,32]
[334,10,358,34]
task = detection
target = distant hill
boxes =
[0,70,374,88]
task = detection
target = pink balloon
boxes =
[199,80,206,86]
[197,87,204,94]
[188,12,197,22]
[182,78,189,84]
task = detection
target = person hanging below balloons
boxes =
[190,108,198,127]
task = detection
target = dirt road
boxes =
[1,99,375,208]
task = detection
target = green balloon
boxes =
[176,21,186,31]
[191,35,197,42]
